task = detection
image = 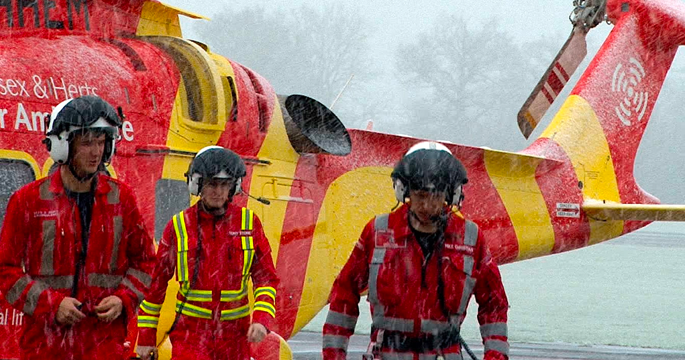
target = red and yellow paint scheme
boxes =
[1,0,685,359]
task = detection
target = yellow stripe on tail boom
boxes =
[583,201,685,222]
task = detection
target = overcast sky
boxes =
[165,0,611,67]
[159,0,685,205]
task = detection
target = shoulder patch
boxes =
[375,228,405,248]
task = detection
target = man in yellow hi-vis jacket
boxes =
[136,146,278,360]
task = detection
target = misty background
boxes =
[160,0,685,351]
[164,0,685,204]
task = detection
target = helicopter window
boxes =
[155,179,190,241]
[143,36,227,129]
[0,160,36,229]
[227,76,238,122]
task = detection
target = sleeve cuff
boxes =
[114,289,137,327]
[43,290,67,327]
[137,327,158,347]
[252,310,274,330]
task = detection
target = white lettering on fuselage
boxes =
[0,108,7,128]
[1,74,133,140]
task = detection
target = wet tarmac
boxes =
[288,331,685,359]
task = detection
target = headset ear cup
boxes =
[103,138,114,163]
[393,178,407,203]
[47,134,70,164]
[234,177,242,196]
[452,185,464,208]
[188,173,201,196]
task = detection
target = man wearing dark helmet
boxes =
[136,146,279,360]
[323,141,510,360]
[0,95,156,360]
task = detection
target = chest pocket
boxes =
[369,214,411,309]
[173,209,256,307]
[375,247,410,308]
[222,208,255,302]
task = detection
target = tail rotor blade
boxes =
[517,27,588,138]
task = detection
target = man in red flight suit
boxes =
[0,95,156,360]
[323,141,509,360]
[136,146,279,360]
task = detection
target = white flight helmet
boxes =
[391,141,468,207]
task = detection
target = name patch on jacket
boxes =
[444,243,474,254]
[375,229,405,248]
[34,210,59,218]
[229,230,253,236]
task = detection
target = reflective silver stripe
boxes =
[464,221,477,247]
[173,212,189,283]
[419,354,463,360]
[39,181,53,200]
[241,208,254,231]
[484,339,509,356]
[380,352,414,360]
[122,278,145,302]
[220,289,247,301]
[418,355,437,360]
[458,277,476,315]
[375,214,389,231]
[127,268,152,288]
[110,216,123,272]
[182,288,213,302]
[107,181,120,204]
[140,300,162,315]
[322,334,349,350]
[24,281,47,316]
[6,275,31,305]
[368,247,386,319]
[254,287,276,300]
[370,214,390,331]
[373,315,414,332]
[88,273,123,288]
[480,322,508,338]
[35,275,74,289]
[462,255,474,277]
[138,317,159,327]
[456,204,477,316]
[242,236,254,276]
[220,305,251,320]
[175,301,212,319]
[420,319,452,335]
[41,220,56,276]
[325,310,358,330]
[433,354,463,360]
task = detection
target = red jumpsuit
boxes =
[323,204,509,360]
[137,203,279,360]
[0,171,156,360]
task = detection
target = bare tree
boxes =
[395,16,558,150]
[192,5,379,128]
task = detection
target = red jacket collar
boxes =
[196,201,241,221]
[48,167,113,197]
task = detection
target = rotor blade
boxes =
[517,26,588,138]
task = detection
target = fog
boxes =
[164,0,685,204]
